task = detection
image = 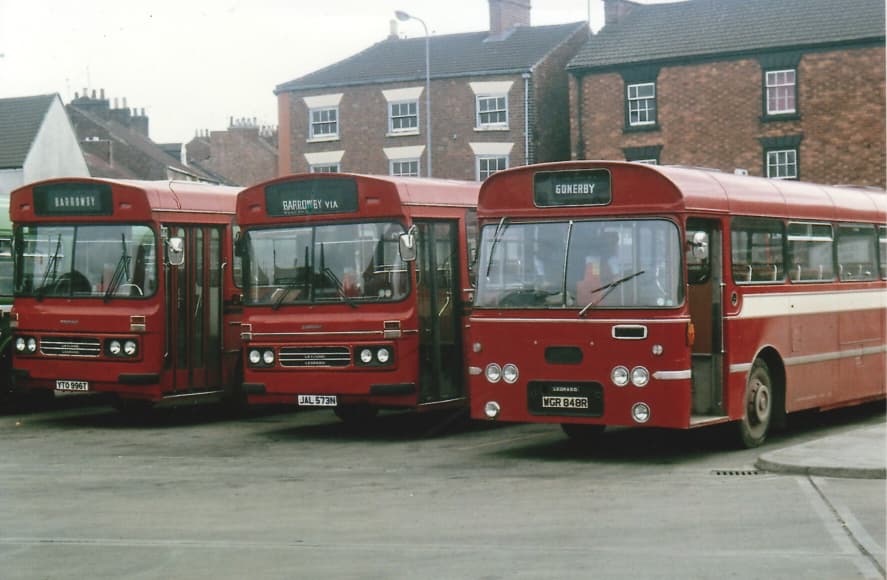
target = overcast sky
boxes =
[0,0,643,144]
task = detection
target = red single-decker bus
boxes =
[10,178,244,411]
[236,173,479,422]
[468,161,885,447]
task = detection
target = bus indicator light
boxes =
[652,344,663,356]
[686,322,696,347]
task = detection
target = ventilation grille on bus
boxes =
[278,346,351,367]
[40,337,102,357]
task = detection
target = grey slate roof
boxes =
[568,0,886,71]
[0,94,56,169]
[276,22,587,93]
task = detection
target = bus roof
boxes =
[478,161,886,224]
[10,178,241,223]
[236,173,479,225]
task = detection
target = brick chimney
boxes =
[489,0,531,35]
[603,0,638,27]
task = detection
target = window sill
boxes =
[474,126,510,132]
[623,123,660,133]
[761,113,801,123]
[386,130,420,138]
[307,135,340,144]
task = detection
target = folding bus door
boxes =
[166,225,224,394]
[414,220,464,403]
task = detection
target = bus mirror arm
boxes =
[399,225,418,262]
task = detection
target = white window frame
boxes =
[388,100,419,135]
[766,148,798,179]
[627,82,656,126]
[476,155,508,181]
[389,158,420,177]
[309,106,339,141]
[310,163,340,173]
[475,95,509,130]
[766,69,797,115]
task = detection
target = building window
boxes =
[766,149,798,179]
[309,107,338,140]
[627,82,657,127]
[477,156,508,180]
[310,163,340,173]
[389,101,418,134]
[765,69,797,115]
[476,95,508,129]
[624,145,662,164]
[390,159,420,177]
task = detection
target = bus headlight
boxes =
[262,350,275,365]
[26,337,37,353]
[248,349,262,365]
[15,337,27,352]
[109,340,122,356]
[631,366,650,387]
[502,363,519,384]
[631,402,651,423]
[376,347,390,364]
[123,340,138,357]
[611,365,629,387]
[484,401,501,418]
[485,363,502,383]
[359,348,373,364]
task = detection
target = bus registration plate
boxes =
[298,395,337,407]
[56,380,89,392]
[542,395,589,409]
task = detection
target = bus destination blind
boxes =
[265,178,359,217]
[33,183,113,216]
[533,169,612,207]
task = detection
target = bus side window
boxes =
[730,217,784,284]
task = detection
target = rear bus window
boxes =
[787,222,834,283]
[730,218,784,284]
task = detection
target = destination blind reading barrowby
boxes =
[264,178,359,217]
[533,169,612,207]
[32,182,113,217]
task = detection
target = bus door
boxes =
[686,218,725,417]
[414,220,463,403]
[166,225,224,394]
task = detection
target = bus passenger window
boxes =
[787,222,834,283]
[730,217,784,284]
[837,224,877,282]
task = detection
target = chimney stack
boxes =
[488,0,531,35]
[389,19,398,39]
[603,0,636,27]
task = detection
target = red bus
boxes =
[468,161,886,447]
[236,173,479,422]
[9,178,244,412]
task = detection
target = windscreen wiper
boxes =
[36,234,63,301]
[578,270,645,317]
[485,217,509,277]
[104,233,130,302]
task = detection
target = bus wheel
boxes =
[561,423,605,444]
[737,359,772,448]
[334,404,378,426]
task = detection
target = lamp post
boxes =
[395,10,431,177]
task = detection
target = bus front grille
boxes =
[279,346,351,367]
[40,337,102,357]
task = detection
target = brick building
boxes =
[275,0,588,180]
[186,118,278,187]
[568,0,886,187]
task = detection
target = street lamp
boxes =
[395,10,431,177]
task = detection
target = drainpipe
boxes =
[523,71,531,165]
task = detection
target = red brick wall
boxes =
[574,45,886,187]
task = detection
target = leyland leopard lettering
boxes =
[236,173,479,422]
[9,178,244,412]
[468,161,886,448]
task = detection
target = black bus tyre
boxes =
[737,359,772,448]
[561,423,605,443]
